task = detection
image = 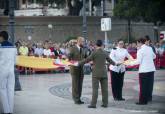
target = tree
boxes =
[139,0,165,41]
[114,0,165,42]
[114,0,140,43]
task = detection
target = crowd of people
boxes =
[15,38,165,59]
[14,36,165,70]
[1,30,165,114]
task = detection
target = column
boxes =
[19,0,22,9]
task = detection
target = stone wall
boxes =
[0,16,165,43]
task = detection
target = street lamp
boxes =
[82,0,87,41]
[153,26,158,42]
[48,24,53,39]
[9,0,15,44]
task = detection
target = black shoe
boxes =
[136,102,147,105]
[114,98,125,101]
[88,105,96,108]
[75,101,84,104]
[101,104,108,108]
[79,100,84,104]
[118,98,125,101]
[15,89,22,91]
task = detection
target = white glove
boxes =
[73,62,79,66]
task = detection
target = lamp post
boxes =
[101,0,104,16]
[82,0,87,41]
[89,0,92,16]
[9,0,15,44]
[48,24,53,39]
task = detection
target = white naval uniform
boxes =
[131,44,156,72]
[130,44,156,103]
[109,47,133,72]
[109,47,133,100]
[0,47,17,113]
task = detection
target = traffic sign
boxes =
[101,18,111,31]
[160,31,165,40]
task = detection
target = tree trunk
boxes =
[154,22,159,42]
[25,0,28,8]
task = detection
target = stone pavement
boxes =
[1,70,165,114]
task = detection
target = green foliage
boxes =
[114,0,165,25]
[114,0,140,21]
[140,0,165,25]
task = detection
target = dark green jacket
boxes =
[68,45,86,75]
[79,48,115,78]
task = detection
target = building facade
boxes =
[0,0,114,16]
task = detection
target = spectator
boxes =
[145,35,156,54]
[28,43,35,56]
[43,44,52,58]
[160,40,165,50]
[127,43,137,53]
[49,41,54,52]
[53,44,62,58]
[157,41,164,56]
[60,44,66,55]
[34,43,44,57]
[125,43,129,49]
[155,42,160,54]
[19,42,29,56]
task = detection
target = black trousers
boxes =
[139,72,154,103]
[110,71,125,99]
[14,68,22,91]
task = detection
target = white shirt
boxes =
[109,47,132,73]
[0,47,17,72]
[133,44,156,73]
[43,49,52,57]
[34,48,44,56]
[76,44,80,51]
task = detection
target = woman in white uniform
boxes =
[127,38,156,105]
[109,39,133,101]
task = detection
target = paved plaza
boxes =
[6,70,165,114]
